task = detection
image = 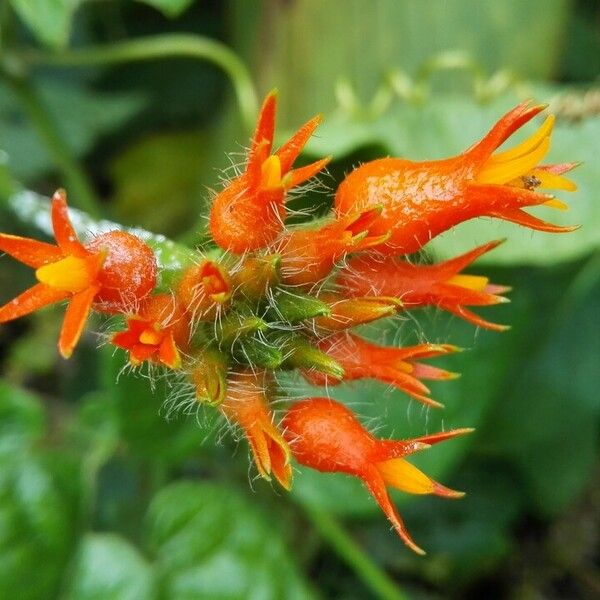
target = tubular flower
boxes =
[279,208,389,287]
[335,102,578,255]
[209,91,330,253]
[303,333,459,408]
[0,190,156,357]
[219,370,292,489]
[177,259,232,321]
[337,240,511,330]
[283,398,472,554]
[111,294,189,369]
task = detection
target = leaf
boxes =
[137,0,195,18]
[9,0,82,49]
[64,534,157,600]
[479,258,600,515]
[0,454,80,599]
[0,81,144,182]
[109,131,211,237]
[0,381,45,457]
[146,481,312,599]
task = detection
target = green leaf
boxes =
[137,0,195,18]
[9,0,82,49]
[0,81,144,182]
[0,454,80,599]
[0,381,45,457]
[109,131,210,237]
[64,534,157,600]
[479,258,600,515]
[146,481,312,599]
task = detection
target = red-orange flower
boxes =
[337,240,511,330]
[0,190,156,357]
[177,259,232,321]
[220,370,292,489]
[283,397,471,554]
[335,102,578,254]
[280,208,389,287]
[111,294,189,369]
[303,333,459,408]
[209,91,330,253]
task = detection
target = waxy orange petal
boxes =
[51,190,87,257]
[0,234,63,268]
[0,283,69,323]
[58,285,99,358]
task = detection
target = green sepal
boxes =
[268,289,331,323]
[281,335,345,379]
[233,335,283,369]
[190,347,229,407]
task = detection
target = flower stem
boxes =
[1,72,102,216]
[303,504,408,600]
[21,34,259,130]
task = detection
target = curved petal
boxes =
[0,283,69,323]
[0,234,63,268]
[51,190,87,256]
[58,285,99,358]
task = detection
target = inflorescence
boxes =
[0,92,578,554]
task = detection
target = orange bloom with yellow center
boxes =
[219,370,292,489]
[303,333,459,408]
[279,208,389,287]
[209,91,330,253]
[283,397,471,554]
[111,294,189,369]
[335,102,578,255]
[337,240,511,330]
[0,190,156,357]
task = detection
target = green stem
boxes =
[304,505,408,600]
[21,34,258,130]
[1,73,102,216]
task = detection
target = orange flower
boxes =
[279,208,389,287]
[337,240,511,330]
[177,259,232,321]
[220,370,292,489]
[209,91,330,253]
[283,397,471,554]
[0,190,156,357]
[335,102,578,254]
[111,294,189,369]
[303,333,459,408]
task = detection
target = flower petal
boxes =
[0,283,69,323]
[0,234,63,268]
[51,190,87,256]
[58,285,99,358]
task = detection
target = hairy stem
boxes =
[21,34,258,130]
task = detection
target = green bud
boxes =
[269,290,331,322]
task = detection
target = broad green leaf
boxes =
[109,131,210,237]
[0,381,45,457]
[479,258,600,515]
[9,0,82,49]
[0,454,80,599]
[0,81,144,182]
[137,0,195,18]
[64,534,157,600]
[233,0,570,123]
[146,482,313,599]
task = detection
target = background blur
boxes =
[0,1,598,598]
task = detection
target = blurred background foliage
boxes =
[0,1,599,598]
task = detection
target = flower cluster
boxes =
[0,93,578,554]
